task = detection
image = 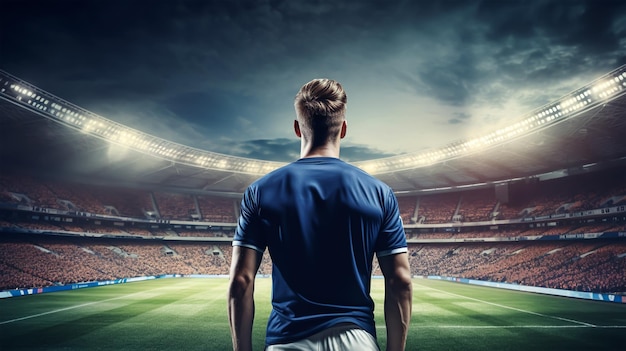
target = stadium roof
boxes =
[1,66,626,196]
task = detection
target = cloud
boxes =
[199,137,395,163]
[340,144,398,162]
[207,138,299,162]
[2,0,626,164]
[448,112,472,125]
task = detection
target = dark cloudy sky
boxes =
[1,0,625,162]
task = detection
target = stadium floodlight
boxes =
[2,66,625,176]
[0,69,287,175]
[353,64,626,174]
[592,76,625,99]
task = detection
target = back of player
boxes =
[234,156,407,346]
[229,78,412,351]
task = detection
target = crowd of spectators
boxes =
[2,165,626,224]
[397,196,417,223]
[409,240,626,293]
[409,223,626,240]
[1,165,626,296]
[0,172,238,222]
[416,192,459,224]
[4,220,234,238]
[402,166,626,223]
[197,195,237,223]
[456,189,497,222]
[1,236,624,295]
[153,192,196,220]
[0,237,245,291]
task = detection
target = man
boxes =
[228,78,412,351]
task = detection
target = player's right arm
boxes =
[378,252,412,351]
[228,245,262,351]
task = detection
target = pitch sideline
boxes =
[416,282,597,327]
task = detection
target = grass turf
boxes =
[1,278,625,350]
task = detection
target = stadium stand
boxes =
[2,235,623,294]
[197,195,238,223]
[1,164,625,295]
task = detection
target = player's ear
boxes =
[340,120,347,139]
[294,120,302,138]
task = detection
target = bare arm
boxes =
[378,252,413,351]
[228,246,263,351]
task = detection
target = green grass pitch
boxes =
[1,278,625,350]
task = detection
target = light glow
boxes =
[1,66,625,176]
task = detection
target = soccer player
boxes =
[228,78,412,351]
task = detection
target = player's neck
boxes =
[300,141,340,159]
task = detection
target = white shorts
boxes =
[265,323,379,351]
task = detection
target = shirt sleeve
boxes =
[233,185,266,253]
[375,187,408,258]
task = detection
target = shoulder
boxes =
[249,161,297,187]
[341,161,393,190]
[243,161,303,197]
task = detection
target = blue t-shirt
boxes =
[233,157,407,346]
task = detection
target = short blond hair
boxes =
[294,78,347,143]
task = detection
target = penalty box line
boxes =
[415,283,597,327]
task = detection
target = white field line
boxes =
[0,290,148,325]
[376,325,626,329]
[0,280,202,325]
[417,283,598,327]
[0,279,217,326]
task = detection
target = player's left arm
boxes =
[228,245,263,351]
[379,251,412,351]
[376,187,412,351]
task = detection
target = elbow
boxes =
[388,269,413,296]
[229,273,255,299]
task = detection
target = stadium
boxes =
[1,62,626,350]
